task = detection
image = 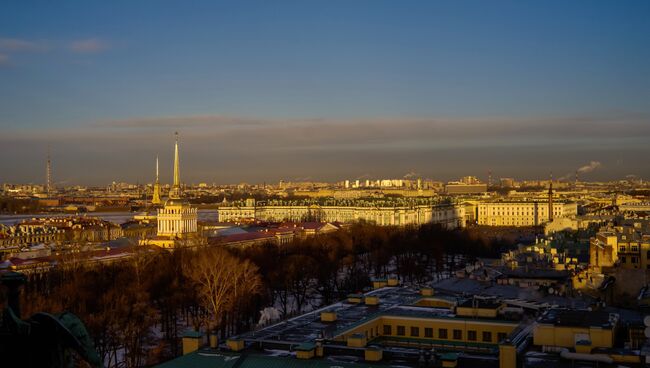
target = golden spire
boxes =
[169,132,182,199]
[152,155,162,205]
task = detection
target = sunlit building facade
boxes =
[218,199,465,229]
[141,134,200,248]
[477,201,577,226]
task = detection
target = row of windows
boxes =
[620,256,639,264]
[161,208,197,214]
[383,325,507,343]
[481,211,561,215]
[618,245,644,253]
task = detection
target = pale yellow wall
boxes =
[499,344,517,368]
[456,306,500,318]
[477,202,577,226]
[533,324,614,349]
[296,349,315,359]
[227,339,245,351]
[365,348,383,362]
[321,311,337,322]
[182,337,200,355]
[414,298,454,308]
[336,316,517,346]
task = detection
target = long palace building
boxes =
[218,198,465,229]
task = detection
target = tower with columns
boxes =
[548,173,554,222]
[142,133,200,248]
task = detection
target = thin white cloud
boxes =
[0,37,44,52]
[92,113,650,144]
[69,38,109,53]
[0,36,110,66]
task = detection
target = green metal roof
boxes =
[182,330,203,338]
[155,349,384,368]
[440,353,459,361]
[295,343,316,351]
[156,350,240,368]
[371,336,499,354]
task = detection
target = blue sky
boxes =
[1,1,649,184]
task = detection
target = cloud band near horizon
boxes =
[1,113,648,185]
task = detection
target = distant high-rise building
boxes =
[460,176,481,185]
[500,178,515,188]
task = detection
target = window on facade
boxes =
[383,325,392,335]
[497,332,508,342]
[619,246,626,252]
[467,330,477,341]
[438,328,448,339]
[483,331,492,342]
[632,257,638,264]
[396,326,405,336]
[425,328,433,338]
[620,256,626,263]
[453,329,462,340]
[632,245,639,252]
[410,327,419,337]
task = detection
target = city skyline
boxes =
[1,1,650,184]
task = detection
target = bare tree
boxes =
[183,247,262,336]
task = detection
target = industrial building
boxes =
[156,275,649,368]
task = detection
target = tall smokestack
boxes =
[46,147,52,195]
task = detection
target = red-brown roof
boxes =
[213,232,275,244]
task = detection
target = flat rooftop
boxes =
[239,285,522,347]
[239,287,422,343]
[537,309,617,328]
[156,349,384,368]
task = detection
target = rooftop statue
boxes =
[0,271,103,368]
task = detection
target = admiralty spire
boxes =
[141,132,201,248]
[152,156,162,205]
[169,132,182,199]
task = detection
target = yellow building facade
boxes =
[589,221,650,271]
[477,201,577,226]
[533,309,618,353]
[331,298,519,353]
[218,200,465,229]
